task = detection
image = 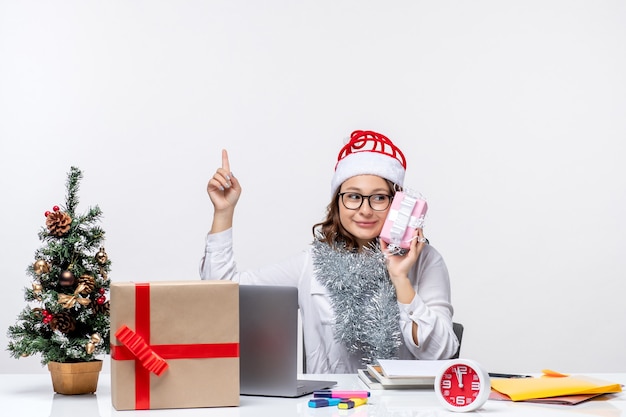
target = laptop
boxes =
[239,284,337,397]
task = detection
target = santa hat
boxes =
[331,130,406,196]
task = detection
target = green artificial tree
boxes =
[7,166,111,364]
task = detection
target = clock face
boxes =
[435,360,490,412]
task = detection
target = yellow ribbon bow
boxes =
[58,284,91,309]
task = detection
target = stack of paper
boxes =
[490,370,622,405]
[358,360,449,389]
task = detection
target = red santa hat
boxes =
[331,130,406,196]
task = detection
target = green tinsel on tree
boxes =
[7,167,111,364]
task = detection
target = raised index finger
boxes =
[221,149,231,172]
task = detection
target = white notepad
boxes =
[376,359,451,378]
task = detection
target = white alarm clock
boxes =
[434,359,491,412]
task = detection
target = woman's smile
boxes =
[354,220,380,228]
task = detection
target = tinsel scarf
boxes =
[312,239,401,366]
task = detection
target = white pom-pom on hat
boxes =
[331,130,406,196]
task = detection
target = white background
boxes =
[1,0,625,375]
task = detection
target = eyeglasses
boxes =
[338,192,393,211]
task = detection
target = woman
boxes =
[200,130,458,374]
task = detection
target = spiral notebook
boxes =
[239,284,336,397]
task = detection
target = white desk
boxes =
[1,373,624,416]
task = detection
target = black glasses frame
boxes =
[338,192,394,211]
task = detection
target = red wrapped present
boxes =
[110,281,239,410]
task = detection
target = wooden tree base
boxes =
[47,360,103,395]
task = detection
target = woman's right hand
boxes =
[207,149,241,214]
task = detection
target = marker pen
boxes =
[308,398,342,408]
[313,390,371,398]
[488,373,533,379]
[338,398,368,409]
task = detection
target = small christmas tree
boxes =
[7,166,111,364]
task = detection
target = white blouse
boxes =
[199,228,459,374]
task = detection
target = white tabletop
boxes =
[1,373,625,417]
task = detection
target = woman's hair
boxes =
[312,179,398,251]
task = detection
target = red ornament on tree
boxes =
[53,205,60,212]
[42,311,52,324]
[96,296,106,305]
[44,211,51,217]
